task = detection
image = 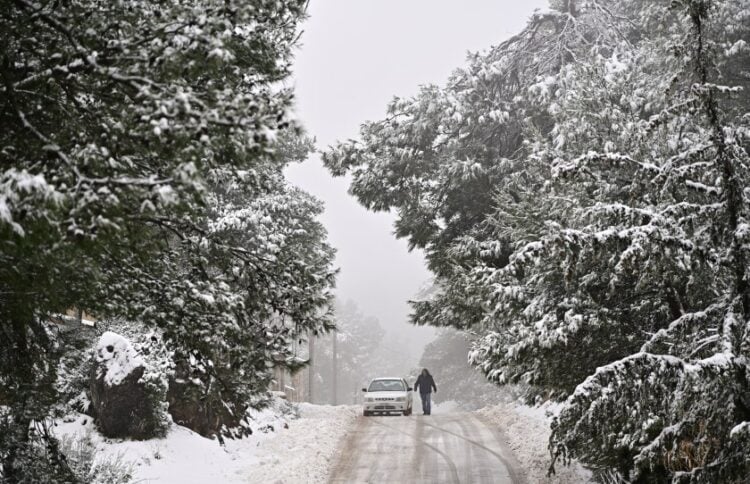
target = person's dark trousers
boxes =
[420,392,431,415]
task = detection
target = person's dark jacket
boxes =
[414,374,437,394]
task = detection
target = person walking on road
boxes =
[414,368,437,415]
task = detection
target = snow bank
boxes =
[54,402,359,483]
[476,401,593,483]
[240,404,359,483]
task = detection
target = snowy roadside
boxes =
[476,402,593,483]
[240,403,359,484]
[53,401,359,484]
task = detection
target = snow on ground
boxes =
[476,401,593,483]
[240,403,359,484]
[53,401,359,484]
[430,399,460,414]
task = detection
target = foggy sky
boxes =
[285,0,549,348]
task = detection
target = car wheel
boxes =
[363,410,371,417]
[404,407,411,416]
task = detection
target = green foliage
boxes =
[1,0,335,477]
[0,416,80,483]
[325,0,750,481]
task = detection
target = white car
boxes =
[361,377,413,416]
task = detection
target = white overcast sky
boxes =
[286,0,548,345]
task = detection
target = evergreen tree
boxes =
[324,0,750,480]
[1,0,335,479]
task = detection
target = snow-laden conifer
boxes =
[1,0,335,479]
[325,0,750,480]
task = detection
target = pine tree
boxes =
[549,1,750,481]
[1,0,335,479]
[324,0,750,480]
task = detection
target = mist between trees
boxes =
[305,299,505,408]
[307,299,412,406]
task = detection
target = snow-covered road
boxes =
[329,412,525,484]
[54,400,591,483]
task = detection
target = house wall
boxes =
[271,366,310,403]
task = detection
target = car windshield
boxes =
[368,379,405,392]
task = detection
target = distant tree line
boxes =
[311,299,415,405]
[418,329,508,410]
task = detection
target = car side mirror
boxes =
[407,387,413,391]
[361,388,367,392]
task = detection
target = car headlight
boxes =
[365,397,374,402]
[396,397,405,402]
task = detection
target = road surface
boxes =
[329,412,525,483]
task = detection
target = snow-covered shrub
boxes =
[59,432,133,484]
[242,393,298,435]
[92,323,171,439]
[52,318,98,416]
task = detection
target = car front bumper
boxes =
[363,401,409,412]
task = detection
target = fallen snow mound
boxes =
[241,404,359,484]
[476,402,593,484]
[55,402,359,484]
